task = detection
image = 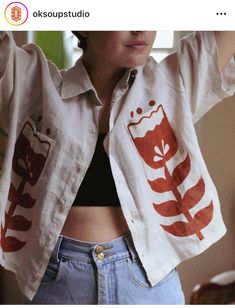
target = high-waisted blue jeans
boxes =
[24,233,185,304]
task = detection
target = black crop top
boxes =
[72,134,121,207]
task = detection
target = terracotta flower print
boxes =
[128,103,214,241]
[12,132,48,185]
[0,120,51,253]
[131,107,178,169]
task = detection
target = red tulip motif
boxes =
[129,105,178,169]
[1,120,51,252]
[128,103,214,241]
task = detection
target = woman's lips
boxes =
[125,41,148,48]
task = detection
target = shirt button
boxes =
[131,69,138,76]
[122,84,129,92]
[89,127,96,134]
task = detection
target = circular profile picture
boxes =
[4,2,29,26]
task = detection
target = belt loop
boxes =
[123,232,137,262]
[51,235,63,262]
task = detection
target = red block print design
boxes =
[0,120,51,252]
[127,102,214,241]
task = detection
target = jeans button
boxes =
[95,246,104,254]
[97,252,105,260]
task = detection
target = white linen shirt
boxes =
[0,31,235,300]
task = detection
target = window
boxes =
[151,30,174,62]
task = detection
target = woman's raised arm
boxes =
[214,31,235,70]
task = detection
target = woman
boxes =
[60,31,157,243]
[0,31,235,304]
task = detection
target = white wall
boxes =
[179,94,235,303]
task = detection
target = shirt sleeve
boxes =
[0,31,14,169]
[159,31,235,124]
[0,31,40,169]
[0,31,15,110]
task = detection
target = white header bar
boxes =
[0,0,235,30]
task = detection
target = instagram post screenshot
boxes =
[0,0,235,305]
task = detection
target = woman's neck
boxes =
[81,56,126,105]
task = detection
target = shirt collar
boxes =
[61,57,139,100]
[61,58,94,99]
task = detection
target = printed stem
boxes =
[164,164,204,240]
[2,178,27,241]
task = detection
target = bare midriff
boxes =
[60,206,130,243]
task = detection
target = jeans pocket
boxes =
[156,268,178,286]
[126,257,152,288]
[126,257,177,289]
[40,257,65,287]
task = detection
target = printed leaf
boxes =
[192,201,214,231]
[172,154,190,187]
[153,200,181,217]
[8,182,17,203]
[148,177,172,193]
[161,221,195,237]
[181,177,205,211]
[0,224,4,243]
[1,236,26,252]
[7,183,36,208]
[7,214,32,231]
[18,193,36,208]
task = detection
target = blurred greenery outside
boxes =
[35,31,68,69]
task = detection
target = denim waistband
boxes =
[51,232,139,265]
